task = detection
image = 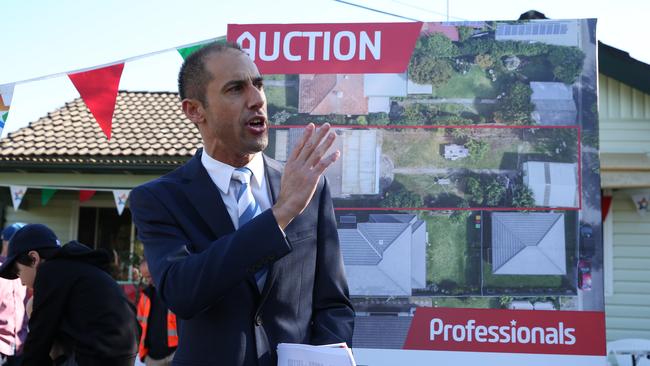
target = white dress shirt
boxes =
[200,150,273,229]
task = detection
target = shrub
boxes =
[474,54,494,69]
[548,46,585,83]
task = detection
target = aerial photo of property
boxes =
[261,18,600,349]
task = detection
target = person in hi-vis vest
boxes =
[137,259,177,366]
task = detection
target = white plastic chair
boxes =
[607,339,650,366]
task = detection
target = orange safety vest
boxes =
[136,290,178,360]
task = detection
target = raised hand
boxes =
[272,123,339,229]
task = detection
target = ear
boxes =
[28,250,41,267]
[181,98,206,126]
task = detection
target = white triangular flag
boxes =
[0,84,15,106]
[630,190,650,216]
[0,83,15,136]
[113,189,130,215]
[10,185,27,210]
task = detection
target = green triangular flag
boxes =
[177,37,227,60]
[1,112,7,122]
[41,188,57,206]
[177,45,205,60]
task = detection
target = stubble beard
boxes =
[246,132,269,154]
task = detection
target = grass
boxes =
[381,129,526,170]
[431,66,498,99]
[394,174,457,197]
[264,74,286,81]
[425,215,468,286]
[264,86,287,107]
[382,129,441,167]
[482,262,563,288]
[436,103,478,115]
[431,297,497,309]
[260,74,299,108]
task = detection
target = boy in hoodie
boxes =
[0,224,139,366]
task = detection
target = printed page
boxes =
[277,343,356,366]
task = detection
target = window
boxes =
[77,206,142,282]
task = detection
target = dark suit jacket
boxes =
[130,150,354,366]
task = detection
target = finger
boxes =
[312,150,340,175]
[288,123,314,162]
[307,130,337,168]
[297,123,330,163]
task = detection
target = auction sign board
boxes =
[229,18,603,365]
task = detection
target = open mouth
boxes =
[247,116,267,133]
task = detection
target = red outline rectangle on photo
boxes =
[270,124,581,212]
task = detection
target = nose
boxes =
[247,85,266,111]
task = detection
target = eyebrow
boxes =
[222,76,264,92]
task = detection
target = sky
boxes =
[2,0,650,138]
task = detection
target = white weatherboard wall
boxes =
[3,190,77,243]
[599,75,650,153]
[605,194,650,340]
[599,74,650,341]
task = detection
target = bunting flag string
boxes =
[3,185,131,215]
[3,36,224,88]
[0,84,15,136]
[0,36,223,140]
[68,64,125,139]
[9,185,27,210]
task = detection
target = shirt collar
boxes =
[200,150,265,195]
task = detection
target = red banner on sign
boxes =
[227,22,422,74]
[403,307,606,356]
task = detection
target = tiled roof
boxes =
[420,23,460,41]
[352,315,412,349]
[491,212,566,275]
[339,229,382,265]
[0,91,201,171]
[298,74,368,115]
[358,222,410,255]
[339,221,410,266]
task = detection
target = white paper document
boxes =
[277,343,356,366]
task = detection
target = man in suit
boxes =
[129,42,354,366]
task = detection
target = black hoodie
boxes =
[22,241,139,366]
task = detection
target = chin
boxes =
[250,138,269,153]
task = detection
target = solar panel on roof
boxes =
[542,24,550,35]
[524,24,532,35]
[498,22,572,37]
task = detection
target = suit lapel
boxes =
[182,152,287,298]
[259,156,284,301]
[180,150,236,240]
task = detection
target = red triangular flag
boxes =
[68,64,124,139]
[602,194,613,221]
[79,190,97,203]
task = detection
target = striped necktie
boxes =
[231,167,266,288]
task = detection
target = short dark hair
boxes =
[518,10,548,20]
[177,42,244,106]
[10,247,60,277]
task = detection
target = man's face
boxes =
[198,49,268,165]
[16,262,37,289]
